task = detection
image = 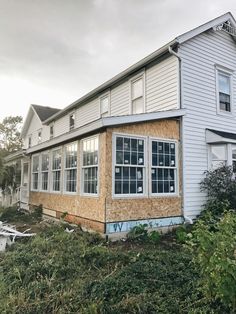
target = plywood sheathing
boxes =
[104,119,182,222]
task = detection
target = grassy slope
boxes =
[0,207,223,314]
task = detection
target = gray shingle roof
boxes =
[32,104,61,122]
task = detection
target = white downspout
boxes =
[168,45,193,225]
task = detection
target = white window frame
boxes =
[149,137,178,197]
[129,71,146,115]
[81,135,99,197]
[38,129,42,144]
[40,151,50,192]
[50,123,54,139]
[208,144,228,170]
[28,135,32,148]
[64,142,78,194]
[50,147,62,193]
[215,65,233,115]
[31,154,40,191]
[99,92,110,117]
[112,133,147,198]
[69,112,75,130]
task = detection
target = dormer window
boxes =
[38,130,42,143]
[50,124,54,139]
[216,67,232,113]
[69,113,75,130]
[100,94,109,117]
[28,136,32,148]
[130,74,145,114]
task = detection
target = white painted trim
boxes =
[99,91,111,117]
[206,129,236,144]
[148,137,179,197]
[63,141,78,195]
[215,65,234,116]
[80,134,100,197]
[129,70,146,114]
[112,133,148,198]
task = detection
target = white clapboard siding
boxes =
[179,29,236,218]
[54,114,70,137]
[146,56,179,112]
[24,113,42,148]
[76,98,100,128]
[110,81,130,116]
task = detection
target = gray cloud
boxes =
[0,0,235,119]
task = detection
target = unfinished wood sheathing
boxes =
[104,119,182,222]
[29,132,107,227]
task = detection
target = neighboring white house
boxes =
[4,12,236,234]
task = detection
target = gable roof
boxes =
[31,104,60,122]
[43,12,236,125]
[21,104,60,137]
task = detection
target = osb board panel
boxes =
[56,212,105,233]
[29,132,107,223]
[105,119,182,222]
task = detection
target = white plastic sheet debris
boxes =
[0,221,35,252]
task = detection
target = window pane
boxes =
[132,97,143,114]
[70,113,75,129]
[132,78,143,99]
[219,73,230,94]
[101,96,109,115]
[211,145,226,161]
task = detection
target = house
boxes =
[5,12,236,235]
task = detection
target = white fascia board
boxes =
[102,109,185,127]
[177,12,236,44]
[206,129,236,144]
[27,109,185,154]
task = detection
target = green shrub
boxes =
[188,211,236,312]
[200,166,236,211]
[127,224,161,244]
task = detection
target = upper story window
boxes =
[216,68,232,113]
[69,113,75,130]
[100,94,109,117]
[38,130,42,143]
[28,135,32,148]
[232,146,236,173]
[50,124,54,139]
[64,143,77,193]
[131,74,145,114]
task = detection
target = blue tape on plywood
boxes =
[106,216,184,234]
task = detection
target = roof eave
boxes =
[43,39,178,125]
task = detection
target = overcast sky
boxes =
[0,0,236,121]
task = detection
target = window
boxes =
[32,155,39,190]
[131,75,144,114]
[151,140,177,194]
[50,124,54,139]
[41,153,49,191]
[210,145,227,169]
[64,143,77,193]
[82,136,99,194]
[217,70,232,112]
[232,146,236,173]
[52,149,61,191]
[28,136,32,148]
[38,130,42,143]
[114,135,145,195]
[69,113,75,130]
[100,94,109,117]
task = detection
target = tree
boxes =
[0,116,23,153]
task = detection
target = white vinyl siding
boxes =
[77,98,100,128]
[146,56,179,112]
[179,29,236,218]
